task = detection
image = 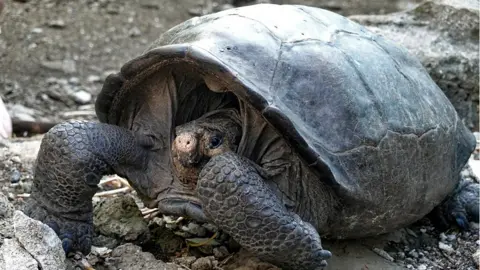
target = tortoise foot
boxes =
[24,200,93,255]
[197,152,331,270]
[430,178,479,231]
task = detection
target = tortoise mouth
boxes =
[156,194,208,222]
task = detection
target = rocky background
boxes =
[0,0,479,270]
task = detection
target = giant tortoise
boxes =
[24,4,478,269]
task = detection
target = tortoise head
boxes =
[171,109,242,188]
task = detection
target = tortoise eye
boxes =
[209,135,223,149]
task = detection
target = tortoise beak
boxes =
[172,132,201,167]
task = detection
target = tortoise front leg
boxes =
[197,152,331,270]
[24,120,151,254]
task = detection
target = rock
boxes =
[68,77,80,85]
[417,264,427,270]
[473,249,480,267]
[139,0,160,9]
[107,243,178,270]
[92,234,119,249]
[69,90,92,105]
[41,59,77,74]
[408,249,419,259]
[350,0,479,130]
[0,97,11,139]
[213,246,230,259]
[93,195,149,242]
[174,256,197,268]
[13,211,66,270]
[10,169,21,183]
[222,249,280,270]
[128,27,141,37]
[90,246,111,257]
[0,193,14,245]
[0,238,38,270]
[7,104,37,122]
[87,75,102,83]
[372,247,395,262]
[47,19,66,29]
[438,242,455,254]
[192,257,213,270]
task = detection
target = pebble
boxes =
[473,249,480,267]
[128,27,141,37]
[70,90,92,105]
[47,19,66,29]
[87,75,102,83]
[41,59,76,74]
[372,247,394,262]
[7,104,36,122]
[68,77,80,85]
[417,264,427,270]
[408,249,419,258]
[90,246,111,257]
[438,242,455,254]
[213,246,229,259]
[439,232,448,242]
[10,169,21,184]
[191,257,213,270]
[10,156,21,164]
[406,228,418,237]
[174,256,196,268]
[31,28,43,34]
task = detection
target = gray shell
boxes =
[97,4,475,211]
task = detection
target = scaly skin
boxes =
[197,152,331,269]
[24,120,151,254]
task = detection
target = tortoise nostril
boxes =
[186,140,190,145]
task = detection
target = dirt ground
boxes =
[0,0,478,270]
[0,0,421,125]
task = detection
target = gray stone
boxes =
[0,193,14,245]
[174,256,197,268]
[69,90,92,105]
[41,59,77,74]
[192,257,213,270]
[87,75,102,83]
[0,238,38,270]
[93,195,149,241]
[13,211,66,270]
[47,19,66,29]
[438,242,455,254]
[107,243,178,270]
[473,249,480,267]
[350,0,479,130]
[7,104,37,122]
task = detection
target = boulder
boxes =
[350,0,479,131]
[13,211,66,270]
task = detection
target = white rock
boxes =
[87,75,102,83]
[13,211,66,270]
[417,264,427,270]
[70,90,92,105]
[438,242,455,254]
[473,249,480,267]
[0,238,38,270]
[372,247,394,262]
